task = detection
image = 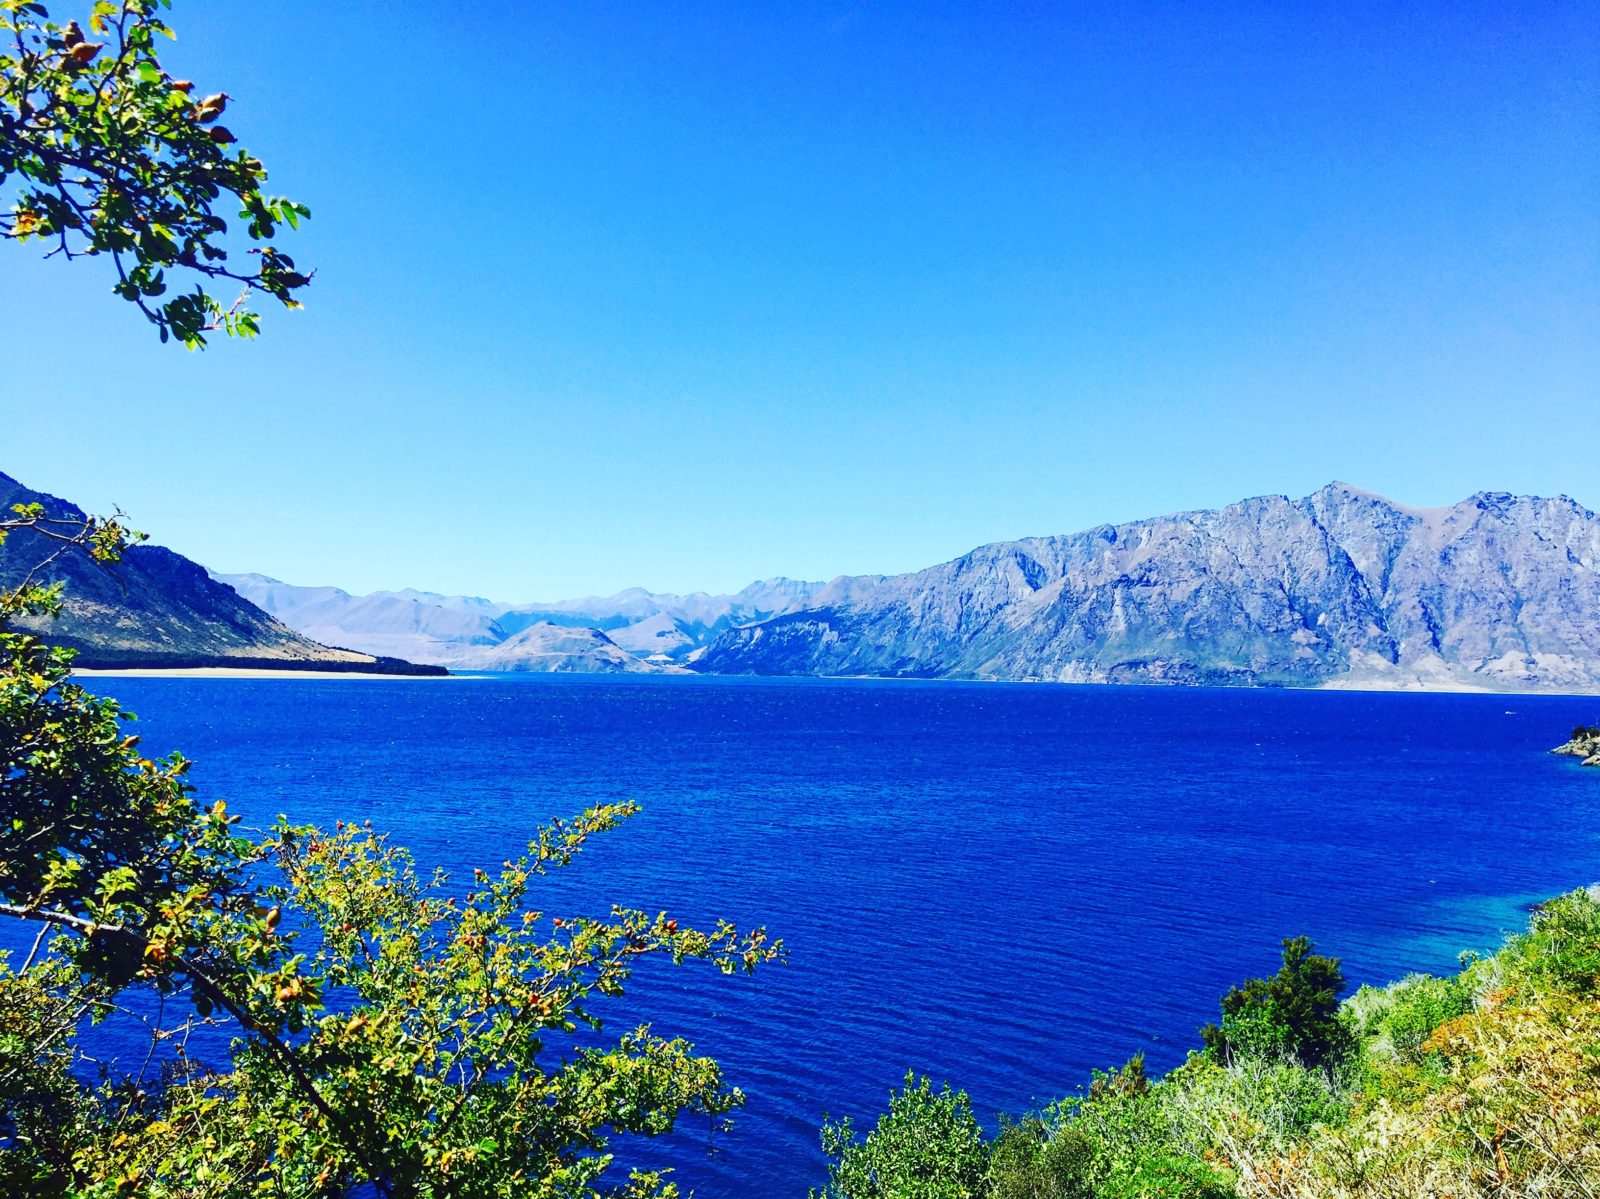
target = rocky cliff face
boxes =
[693,484,1600,692]
[0,472,442,674]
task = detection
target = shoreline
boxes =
[73,667,460,680]
[65,668,1600,697]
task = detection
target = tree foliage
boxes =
[814,1072,990,1199]
[0,0,311,345]
[0,521,781,1197]
[0,514,782,1196]
[985,1117,1092,1199]
[3,6,788,1193]
[1200,936,1351,1073]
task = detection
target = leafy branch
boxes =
[0,0,312,346]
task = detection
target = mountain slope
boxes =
[0,472,443,674]
[427,623,659,673]
[692,484,1600,691]
[463,580,826,657]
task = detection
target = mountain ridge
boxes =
[210,483,1599,691]
[691,483,1600,692]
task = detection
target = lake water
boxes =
[77,675,1600,1196]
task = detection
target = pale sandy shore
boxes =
[73,667,456,680]
[1318,677,1600,698]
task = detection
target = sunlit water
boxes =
[56,676,1600,1195]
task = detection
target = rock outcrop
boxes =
[1552,726,1600,767]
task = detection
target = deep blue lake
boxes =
[76,675,1600,1196]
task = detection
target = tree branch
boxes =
[0,900,390,1193]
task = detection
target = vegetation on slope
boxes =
[816,890,1600,1198]
[0,468,447,674]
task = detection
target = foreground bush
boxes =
[0,511,782,1197]
[813,1073,990,1199]
[0,6,793,1193]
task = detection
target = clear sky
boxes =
[4,1,1596,600]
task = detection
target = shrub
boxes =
[1163,1052,1343,1163]
[987,1118,1093,1199]
[1201,937,1351,1073]
[814,1073,989,1199]
[1344,972,1474,1068]
[1249,890,1600,1198]
[1096,1154,1234,1199]
[1066,1055,1173,1173]
[819,898,1600,1199]
[1060,1055,1244,1197]
[1506,889,1600,994]
[1380,974,1474,1064]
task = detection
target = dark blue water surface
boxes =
[78,675,1600,1196]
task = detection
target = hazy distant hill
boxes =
[214,573,824,670]
[426,623,660,674]
[0,472,441,674]
[221,573,511,661]
[693,484,1600,692]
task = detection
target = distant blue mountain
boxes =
[213,573,824,671]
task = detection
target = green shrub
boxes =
[817,898,1600,1199]
[1201,937,1352,1073]
[1163,1052,1343,1155]
[1343,972,1474,1069]
[1066,1056,1174,1174]
[1095,1153,1234,1199]
[814,1073,989,1199]
[986,1119,1093,1199]
[1061,1056,1241,1197]
[1339,981,1392,1042]
[1382,974,1474,1063]
[1505,889,1600,993]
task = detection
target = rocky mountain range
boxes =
[0,471,441,674]
[215,483,1600,692]
[27,463,1592,689]
[694,484,1600,691]
[215,573,822,671]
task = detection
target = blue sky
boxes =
[5,1,1596,600]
